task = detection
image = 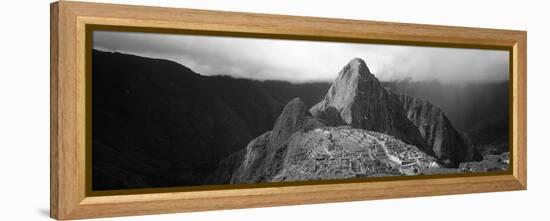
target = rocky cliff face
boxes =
[398,94,481,165]
[310,58,430,155]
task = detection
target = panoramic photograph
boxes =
[91,30,510,191]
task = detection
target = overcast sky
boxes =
[93,30,509,84]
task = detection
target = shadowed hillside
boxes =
[92,50,329,190]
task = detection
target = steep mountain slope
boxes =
[398,94,481,165]
[209,98,441,184]
[310,58,430,155]
[219,98,324,184]
[381,80,509,132]
[92,50,330,190]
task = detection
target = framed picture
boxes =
[50,1,527,220]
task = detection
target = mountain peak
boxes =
[340,58,372,79]
[349,57,367,66]
[310,58,428,152]
[270,98,308,149]
[398,93,481,165]
[285,97,306,109]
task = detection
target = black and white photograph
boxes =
[91,30,510,191]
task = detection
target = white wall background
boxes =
[0,0,547,220]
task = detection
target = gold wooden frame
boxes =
[50,1,527,220]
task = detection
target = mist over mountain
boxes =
[397,94,481,165]
[94,31,509,84]
[381,79,509,132]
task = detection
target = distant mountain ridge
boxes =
[212,98,324,184]
[381,80,509,132]
[92,49,330,190]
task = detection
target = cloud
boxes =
[93,30,509,84]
